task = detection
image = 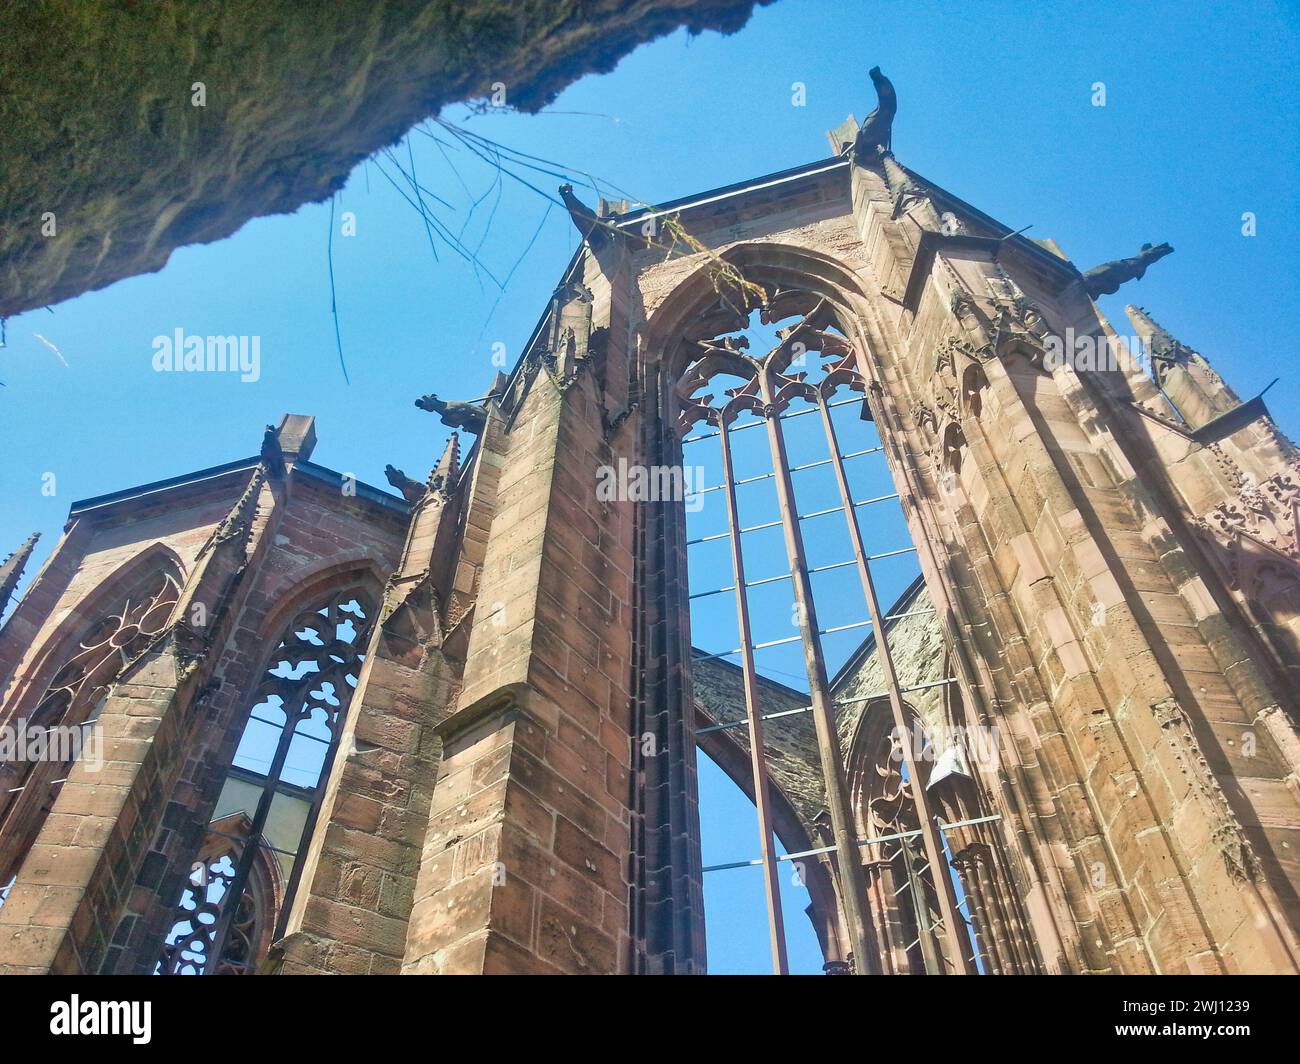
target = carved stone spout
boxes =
[853,67,897,159]
[384,465,427,505]
[1082,242,1174,298]
[414,393,487,434]
[560,184,618,250]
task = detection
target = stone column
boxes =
[271,439,464,975]
[401,358,637,974]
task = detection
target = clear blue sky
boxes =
[1,0,1297,973]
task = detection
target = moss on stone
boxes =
[0,0,769,318]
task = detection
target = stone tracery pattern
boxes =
[157,822,282,977]
[30,568,181,728]
[850,703,1039,975]
[860,720,948,974]
[0,564,182,895]
[156,586,374,975]
[674,289,864,438]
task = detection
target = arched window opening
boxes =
[0,563,182,903]
[961,363,988,421]
[694,749,825,974]
[156,585,374,975]
[157,813,282,976]
[671,261,1035,974]
[845,682,1040,975]
[941,423,966,476]
[676,276,943,973]
[850,701,984,974]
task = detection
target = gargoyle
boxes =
[560,184,619,249]
[853,67,897,159]
[1081,243,1174,298]
[414,393,487,434]
[260,424,285,476]
[384,464,427,505]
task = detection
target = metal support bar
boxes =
[815,389,972,974]
[885,608,937,621]
[693,448,882,496]
[204,827,300,861]
[688,546,916,600]
[694,679,959,734]
[759,377,875,975]
[717,415,789,975]
[4,777,71,794]
[686,491,900,545]
[936,814,1002,832]
[701,815,1002,873]
[690,619,873,665]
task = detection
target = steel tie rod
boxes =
[690,619,874,664]
[701,815,1000,873]
[688,546,918,599]
[686,491,901,545]
[692,447,883,496]
[694,678,960,733]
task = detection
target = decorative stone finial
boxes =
[1125,305,1185,359]
[427,433,462,496]
[0,531,40,620]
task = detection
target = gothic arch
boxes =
[843,688,1040,974]
[153,563,381,973]
[638,238,983,974]
[249,553,387,655]
[157,811,284,976]
[0,541,186,727]
[844,696,980,974]
[961,362,989,420]
[642,241,878,386]
[941,422,967,475]
[0,543,185,896]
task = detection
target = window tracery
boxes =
[855,705,976,974]
[157,812,282,976]
[0,564,182,899]
[669,261,1038,974]
[156,585,373,974]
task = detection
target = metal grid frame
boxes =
[677,301,976,975]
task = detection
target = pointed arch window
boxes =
[847,691,1040,975]
[925,680,1041,975]
[671,270,953,974]
[660,252,1039,974]
[0,563,182,901]
[157,585,374,975]
[851,699,977,974]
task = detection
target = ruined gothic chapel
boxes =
[1,72,1298,977]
